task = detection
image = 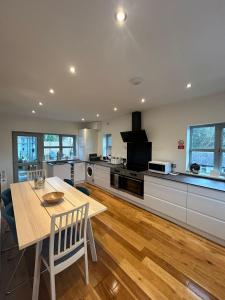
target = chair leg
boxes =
[5,249,26,295]
[84,247,89,285]
[50,272,56,300]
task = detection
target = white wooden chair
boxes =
[27,169,46,181]
[41,203,89,300]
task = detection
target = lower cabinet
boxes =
[187,209,225,240]
[187,185,225,240]
[93,165,110,189]
[144,176,187,223]
[74,162,85,183]
[143,175,225,244]
[144,194,186,223]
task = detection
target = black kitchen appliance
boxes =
[120,112,148,143]
[89,153,100,161]
[110,167,144,198]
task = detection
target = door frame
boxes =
[12,131,43,182]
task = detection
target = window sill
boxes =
[185,170,225,181]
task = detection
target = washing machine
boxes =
[86,163,94,183]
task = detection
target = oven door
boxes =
[120,176,143,198]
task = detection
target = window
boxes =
[103,134,112,157]
[62,136,75,160]
[43,134,76,161]
[188,123,225,175]
[44,134,60,161]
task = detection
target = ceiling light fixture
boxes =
[81,118,85,122]
[32,110,36,114]
[49,89,55,94]
[96,113,100,118]
[115,9,127,24]
[69,66,76,74]
[186,82,192,89]
[39,101,43,106]
[114,107,118,111]
[141,98,146,103]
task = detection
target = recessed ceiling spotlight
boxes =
[114,107,118,111]
[141,98,146,103]
[81,118,85,121]
[96,113,100,118]
[39,101,43,106]
[115,9,127,24]
[49,89,55,94]
[186,82,192,89]
[69,66,76,74]
[32,110,36,114]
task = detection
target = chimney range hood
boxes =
[120,112,148,143]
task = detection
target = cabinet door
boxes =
[144,181,187,207]
[187,209,225,240]
[94,165,110,188]
[74,163,85,182]
[144,194,186,223]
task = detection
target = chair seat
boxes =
[42,228,83,266]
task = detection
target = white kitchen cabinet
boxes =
[144,180,187,207]
[47,163,71,180]
[144,194,186,222]
[144,176,188,222]
[74,162,85,183]
[187,185,225,239]
[93,165,110,189]
[187,209,225,240]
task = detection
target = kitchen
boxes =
[1,1,225,300]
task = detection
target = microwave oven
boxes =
[148,161,172,174]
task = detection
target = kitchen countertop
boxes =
[85,160,123,168]
[46,159,225,192]
[143,171,225,192]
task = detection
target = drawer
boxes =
[188,185,225,202]
[144,181,187,207]
[94,175,110,188]
[187,209,225,240]
[94,165,110,174]
[187,193,225,221]
[144,194,186,223]
[144,175,187,192]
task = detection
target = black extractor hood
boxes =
[120,112,148,143]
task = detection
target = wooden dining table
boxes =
[10,176,107,300]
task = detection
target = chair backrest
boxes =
[64,178,74,186]
[2,203,17,242]
[49,203,89,267]
[1,188,12,207]
[27,169,46,181]
[76,186,91,196]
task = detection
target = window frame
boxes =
[188,122,225,175]
[43,133,77,161]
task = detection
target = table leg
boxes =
[32,240,43,300]
[87,218,97,262]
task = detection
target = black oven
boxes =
[110,168,144,199]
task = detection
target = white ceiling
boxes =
[1,0,225,122]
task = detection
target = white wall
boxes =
[99,93,225,172]
[0,114,79,185]
[99,114,131,158]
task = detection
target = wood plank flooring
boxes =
[1,183,225,299]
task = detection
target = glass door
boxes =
[12,132,43,182]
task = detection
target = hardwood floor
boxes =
[1,183,225,299]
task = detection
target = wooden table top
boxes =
[10,177,107,250]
